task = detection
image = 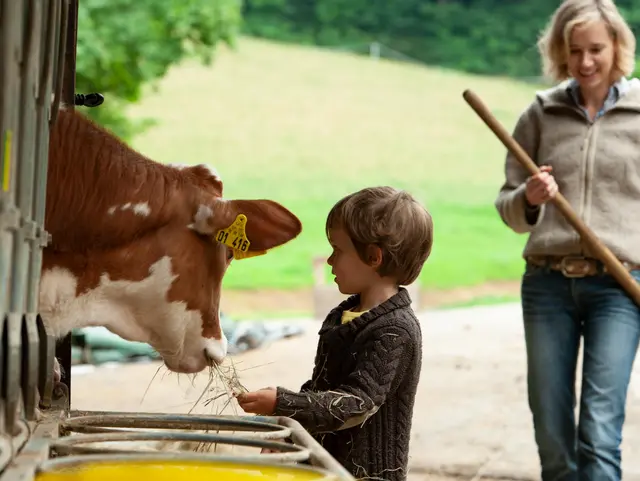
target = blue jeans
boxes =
[521,264,640,481]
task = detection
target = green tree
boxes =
[242,0,640,79]
[75,0,241,140]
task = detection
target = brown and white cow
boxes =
[40,107,301,376]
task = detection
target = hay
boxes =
[190,357,248,414]
[142,357,271,455]
[163,357,251,454]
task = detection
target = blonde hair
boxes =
[537,0,636,82]
[325,186,434,286]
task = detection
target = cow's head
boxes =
[42,111,302,378]
[152,196,302,373]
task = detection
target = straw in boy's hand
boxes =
[236,387,277,415]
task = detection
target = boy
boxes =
[236,186,433,481]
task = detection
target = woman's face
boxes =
[567,20,616,94]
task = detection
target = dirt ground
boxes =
[70,301,640,481]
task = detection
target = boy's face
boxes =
[327,227,379,295]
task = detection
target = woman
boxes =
[495,0,640,479]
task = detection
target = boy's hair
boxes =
[325,186,434,286]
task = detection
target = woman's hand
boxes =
[525,165,558,206]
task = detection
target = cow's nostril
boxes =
[203,348,218,367]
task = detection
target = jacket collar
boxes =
[319,287,413,334]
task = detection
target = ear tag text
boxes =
[216,214,266,260]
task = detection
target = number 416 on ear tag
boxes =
[216,214,267,260]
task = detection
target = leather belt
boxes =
[525,255,640,278]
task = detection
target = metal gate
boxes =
[0,1,353,479]
[1,0,66,435]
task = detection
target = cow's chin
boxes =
[164,356,209,374]
[162,335,228,374]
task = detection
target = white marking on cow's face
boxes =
[204,336,228,364]
[107,202,151,217]
[167,163,188,170]
[39,256,226,374]
[188,204,214,234]
[202,164,222,181]
[167,163,221,181]
[132,202,150,216]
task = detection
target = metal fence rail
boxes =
[0,401,354,480]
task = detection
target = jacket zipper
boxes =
[577,106,605,254]
[579,123,595,253]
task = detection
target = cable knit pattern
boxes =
[274,288,422,481]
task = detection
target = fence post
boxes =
[369,42,380,60]
[0,0,28,435]
[33,0,65,412]
[54,0,78,404]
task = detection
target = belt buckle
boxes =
[559,255,591,278]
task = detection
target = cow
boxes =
[40,106,302,381]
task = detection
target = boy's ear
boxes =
[366,245,383,268]
[212,198,302,251]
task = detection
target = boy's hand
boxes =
[236,387,277,415]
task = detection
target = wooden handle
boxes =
[462,89,640,306]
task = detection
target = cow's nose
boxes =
[203,336,227,364]
[204,348,222,366]
[204,348,214,363]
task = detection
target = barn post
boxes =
[14,0,49,424]
[54,0,79,404]
[0,0,26,432]
[3,0,43,432]
[29,0,67,414]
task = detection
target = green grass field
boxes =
[128,37,543,292]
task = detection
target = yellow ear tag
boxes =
[215,214,267,260]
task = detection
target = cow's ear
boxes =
[213,199,302,251]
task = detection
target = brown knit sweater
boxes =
[274,288,422,481]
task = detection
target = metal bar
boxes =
[0,315,5,433]
[0,0,23,207]
[36,315,55,408]
[54,0,78,402]
[276,416,354,479]
[4,313,22,434]
[31,0,56,312]
[12,0,42,315]
[0,0,26,436]
[20,313,39,420]
[51,431,309,463]
[36,323,51,409]
[9,0,44,431]
[25,0,59,416]
[35,0,67,412]
[50,0,69,127]
[61,0,77,107]
[63,411,293,439]
[63,411,355,479]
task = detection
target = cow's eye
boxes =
[227,249,234,261]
